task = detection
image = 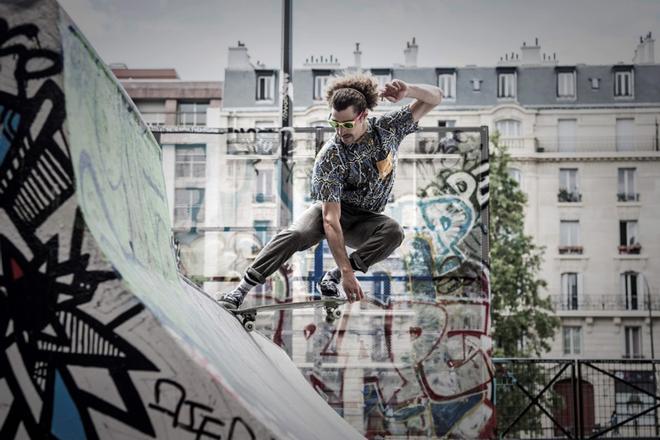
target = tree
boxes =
[488,134,562,436]
[489,133,559,357]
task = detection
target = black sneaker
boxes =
[317,271,341,299]
[217,292,244,310]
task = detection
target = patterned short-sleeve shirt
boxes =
[311,105,418,213]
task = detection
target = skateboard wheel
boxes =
[332,309,342,319]
[244,320,255,332]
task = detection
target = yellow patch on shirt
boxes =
[376,152,393,180]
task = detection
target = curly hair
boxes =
[325,73,379,113]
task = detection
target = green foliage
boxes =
[489,133,560,357]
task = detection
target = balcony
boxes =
[227,132,279,155]
[617,192,640,202]
[535,136,657,153]
[618,243,642,255]
[558,245,583,255]
[552,294,660,311]
[557,189,582,203]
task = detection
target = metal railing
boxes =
[535,136,658,154]
[494,358,660,439]
[550,294,660,312]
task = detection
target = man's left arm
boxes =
[380,80,443,122]
[406,83,443,122]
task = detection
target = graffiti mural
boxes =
[1,1,362,439]
[291,127,493,438]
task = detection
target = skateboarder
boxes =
[218,73,443,310]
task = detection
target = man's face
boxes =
[330,105,366,145]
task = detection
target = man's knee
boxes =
[384,220,405,246]
[284,228,322,252]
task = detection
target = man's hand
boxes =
[379,79,408,103]
[341,270,364,303]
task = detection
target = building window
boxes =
[615,118,635,152]
[508,167,521,186]
[372,271,391,306]
[563,326,582,355]
[471,79,482,92]
[135,100,166,126]
[177,101,208,126]
[175,145,206,178]
[624,326,642,358]
[254,169,274,202]
[589,78,600,89]
[437,72,456,100]
[495,119,521,138]
[557,119,577,152]
[558,168,580,202]
[314,74,330,101]
[256,73,275,101]
[561,272,580,310]
[614,70,634,98]
[621,272,640,311]
[557,71,576,98]
[371,70,392,90]
[497,72,516,98]
[254,220,272,247]
[617,168,638,201]
[619,221,639,246]
[559,220,581,254]
[174,188,205,227]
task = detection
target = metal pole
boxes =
[279,0,293,229]
[278,0,294,354]
[642,274,658,437]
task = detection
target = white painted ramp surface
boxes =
[0,1,364,438]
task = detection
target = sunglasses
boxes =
[327,112,363,129]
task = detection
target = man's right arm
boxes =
[322,201,364,301]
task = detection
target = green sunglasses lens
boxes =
[328,120,355,129]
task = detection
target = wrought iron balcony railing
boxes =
[551,293,660,311]
[558,189,582,202]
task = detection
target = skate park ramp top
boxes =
[0,1,363,438]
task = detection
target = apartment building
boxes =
[120,33,660,434]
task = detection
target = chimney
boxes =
[520,38,541,65]
[227,40,253,69]
[404,37,418,68]
[353,42,362,70]
[633,32,655,64]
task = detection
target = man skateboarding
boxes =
[218,73,443,310]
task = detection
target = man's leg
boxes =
[343,213,405,274]
[318,206,405,297]
[218,203,325,309]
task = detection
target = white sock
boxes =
[235,272,259,296]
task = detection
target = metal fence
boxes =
[493,358,660,439]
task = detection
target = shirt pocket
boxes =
[375,151,393,180]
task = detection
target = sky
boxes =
[58,0,660,81]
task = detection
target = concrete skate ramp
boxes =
[0,1,362,438]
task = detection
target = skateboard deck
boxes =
[231,297,348,331]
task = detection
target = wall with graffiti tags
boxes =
[184,127,494,437]
[0,1,362,439]
[278,128,495,438]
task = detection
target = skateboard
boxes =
[230,297,348,332]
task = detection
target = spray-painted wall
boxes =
[289,129,494,437]
[0,1,362,439]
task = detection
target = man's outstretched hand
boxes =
[379,79,408,103]
[342,271,364,303]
